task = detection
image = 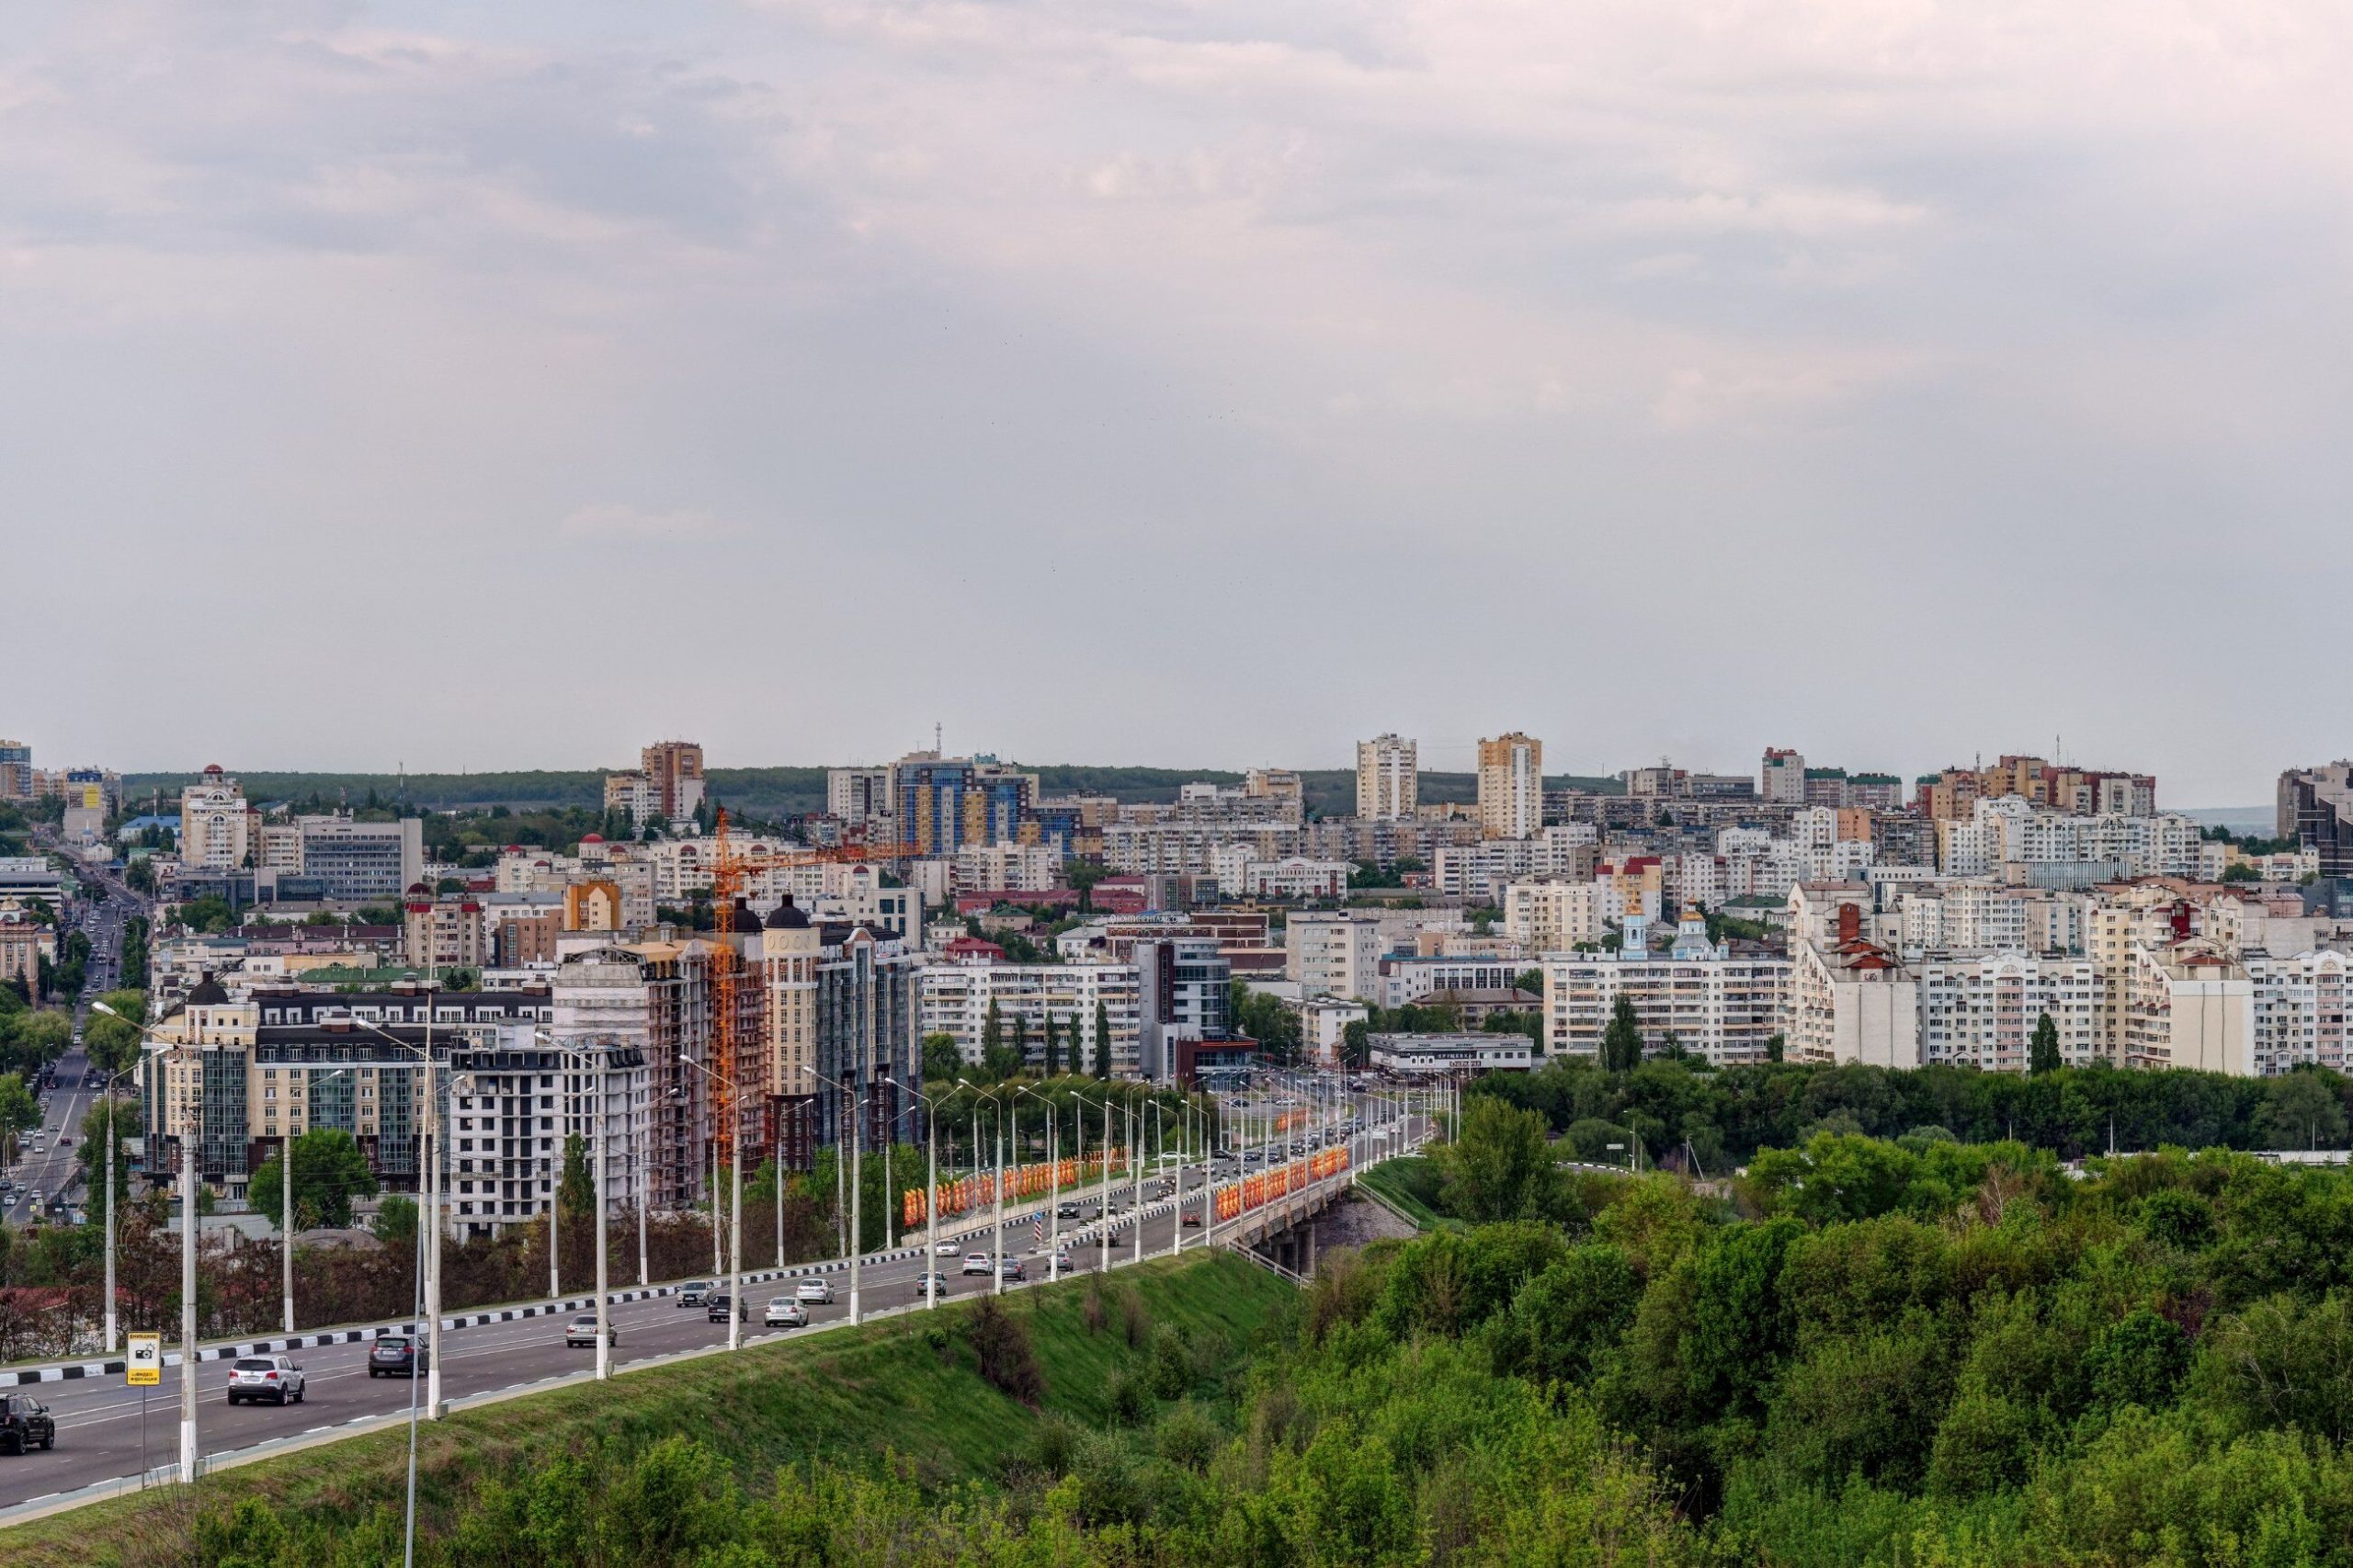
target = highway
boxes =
[2,869,139,1225]
[0,1096,1415,1513]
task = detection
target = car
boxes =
[0,1394,54,1454]
[706,1292,750,1323]
[1055,1202,1082,1218]
[997,1258,1026,1282]
[368,1336,428,1378]
[932,1239,961,1256]
[793,1277,834,1304]
[960,1252,995,1276]
[227,1355,306,1405]
[1047,1250,1074,1275]
[912,1272,951,1299]
[26,1191,40,1207]
[763,1297,809,1328]
[564,1313,618,1347]
[1182,1210,1202,1227]
[677,1280,712,1306]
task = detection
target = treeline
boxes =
[1472,1054,2353,1169]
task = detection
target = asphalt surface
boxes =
[3,872,140,1225]
[0,1101,1414,1510]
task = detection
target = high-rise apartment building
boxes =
[1476,733,1542,840]
[1760,747,1805,804]
[1356,734,1418,821]
[892,753,1040,856]
[0,741,33,801]
[640,741,706,821]
[826,766,892,824]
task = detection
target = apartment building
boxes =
[1916,952,2102,1071]
[1503,878,1607,953]
[403,893,486,972]
[1787,925,1919,1068]
[640,741,706,821]
[918,959,1142,1073]
[1287,913,1387,1003]
[1760,747,1805,805]
[953,841,1063,894]
[0,902,50,992]
[2279,762,2353,881]
[752,897,922,1164]
[1432,826,1597,901]
[1211,851,1350,901]
[827,766,892,825]
[1357,734,1419,821]
[892,753,1040,857]
[1541,911,1788,1066]
[1477,733,1543,840]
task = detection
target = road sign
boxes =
[127,1331,162,1386]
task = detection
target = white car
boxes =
[793,1277,834,1304]
[932,1240,961,1256]
[226,1355,306,1406]
[564,1313,618,1347]
[960,1252,995,1276]
[764,1298,809,1328]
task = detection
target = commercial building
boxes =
[1369,1033,1534,1076]
[1477,733,1543,841]
[180,767,256,870]
[1356,734,1419,821]
[2280,762,2353,881]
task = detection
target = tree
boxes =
[2029,1012,2063,1074]
[1010,1012,1030,1071]
[981,1002,1004,1074]
[1340,1019,1371,1071]
[1094,1000,1111,1078]
[85,992,146,1075]
[0,1073,37,1165]
[1600,995,1643,1073]
[2256,1069,2348,1150]
[921,1031,963,1087]
[557,1132,594,1218]
[1766,1032,1786,1064]
[1043,1013,1062,1076]
[250,1129,380,1230]
[372,1194,419,1249]
[1431,1096,1562,1222]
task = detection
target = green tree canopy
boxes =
[251,1128,380,1230]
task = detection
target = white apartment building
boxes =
[827,766,892,825]
[917,960,1142,1074]
[449,1022,652,1236]
[1287,913,1387,1004]
[1433,825,1597,901]
[1761,747,1807,804]
[1357,735,1419,821]
[1541,912,1788,1066]
[954,841,1063,894]
[1212,850,1350,901]
[1301,996,1369,1066]
[179,767,256,870]
[1787,937,1920,1068]
[1916,952,2101,1072]
[1502,879,1607,953]
[2243,949,2352,1075]
[1937,798,2205,881]
[1102,822,1299,875]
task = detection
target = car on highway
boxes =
[1055,1201,1082,1218]
[706,1292,750,1323]
[368,1336,428,1378]
[959,1252,995,1276]
[793,1277,834,1304]
[997,1258,1026,1282]
[0,1394,55,1454]
[564,1313,618,1347]
[227,1354,307,1405]
[931,1238,962,1256]
[1182,1209,1203,1227]
[677,1280,712,1306]
[763,1297,809,1328]
[911,1271,951,1299]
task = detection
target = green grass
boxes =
[1358,1155,1459,1231]
[2,1253,1297,1567]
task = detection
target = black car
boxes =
[0,1393,56,1454]
[706,1292,750,1323]
[368,1335,429,1378]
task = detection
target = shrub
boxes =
[962,1295,1046,1406]
[1157,1401,1220,1472]
[1104,1362,1152,1426]
[1146,1323,1195,1401]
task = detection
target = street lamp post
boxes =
[87,998,140,1354]
[177,1078,198,1485]
[888,1078,947,1307]
[280,1066,352,1334]
[814,1071,864,1324]
[348,1017,445,1422]
[1015,1085,1057,1278]
[957,1081,1006,1295]
[673,1052,743,1348]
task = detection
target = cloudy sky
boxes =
[6,1,2346,803]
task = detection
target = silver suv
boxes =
[227,1355,306,1406]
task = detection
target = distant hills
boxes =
[121,766,1626,821]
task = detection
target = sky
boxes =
[5,1,2347,804]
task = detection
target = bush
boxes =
[1104,1362,1152,1426]
[1032,1413,1079,1477]
[1120,1285,1151,1349]
[1146,1323,1195,1400]
[1157,1401,1220,1471]
[962,1295,1046,1406]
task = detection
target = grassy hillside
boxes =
[4,1253,1295,1567]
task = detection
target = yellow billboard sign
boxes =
[127,1332,162,1386]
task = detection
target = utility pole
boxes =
[595,1042,609,1381]
[178,1126,198,1485]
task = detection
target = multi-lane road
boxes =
[0,1098,1415,1514]
[3,870,142,1226]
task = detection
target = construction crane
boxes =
[701,807,915,1173]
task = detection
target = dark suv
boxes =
[368,1335,428,1378]
[0,1394,55,1454]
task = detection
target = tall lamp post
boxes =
[957,1081,1006,1295]
[532,1031,618,1381]
[1014,1085,1058,1278]
[813,1071,867,1323]
[347,1017,449,1419]
[277,1066,352,1333]
[673,1052,743,1349]
[85,998,142,1353]
[888,1078,949,1307]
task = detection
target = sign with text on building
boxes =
[126,1332,161,1386]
